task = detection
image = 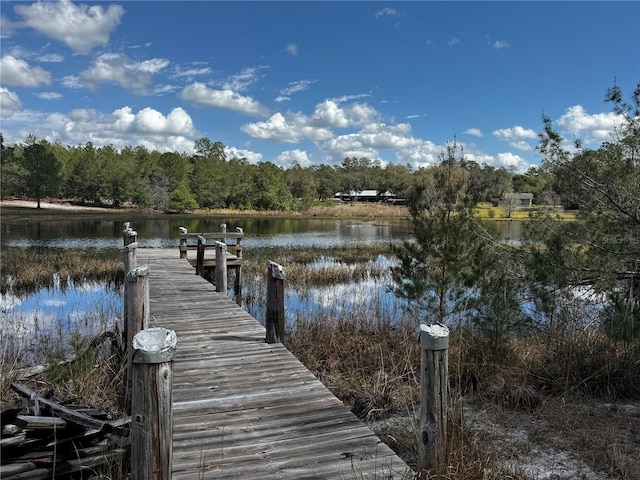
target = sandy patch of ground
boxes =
[0,199,114,212]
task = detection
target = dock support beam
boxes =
[123,222,138,354]
[418,323,449,474]
[131,327,176,480]
[234,227,244,303]
[266,261,286,344]
[195,235,206,277]
[124,265,150,413]
[214,240,227,293]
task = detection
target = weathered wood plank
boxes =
[137,248,412,479]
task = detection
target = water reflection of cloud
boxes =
[315,277,380,308]
[0,282,123,362]
[43,299,66,307]
[1,293,23,311]
[73,281,103,293]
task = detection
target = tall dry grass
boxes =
[286,313,640,478]
[0,247,123,295]
[195,202,410,219]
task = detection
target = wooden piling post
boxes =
[220,223,227,233]
[123,223,140,317]
[179,235,187,259]
[124,241,138,276]
[266,261,286,343]
[131,327,176,480]
[234,227,243,301]
[214,240,227,293]
[124,265,150,414]
[125,266,150,351]
[123,223,137,249]
[123,222,138,352]
[195,235,206,277]
[418,323,449,473]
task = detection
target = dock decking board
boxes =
[137,249,412,479]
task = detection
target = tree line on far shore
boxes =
[1,133,554,213]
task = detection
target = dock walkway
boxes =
[138,248,412,479]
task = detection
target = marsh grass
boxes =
[1,246,124,410]
[0,247,123,295]
[194,202,410,219]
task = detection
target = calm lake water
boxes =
[1,215,526,361]
[1,216,524,249]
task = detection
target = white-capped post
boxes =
[418,322,449,473]
[131,327,176,480]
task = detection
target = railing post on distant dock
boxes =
[123,222,137,247]
[266,261,286,344]
[214,241,227,293]
[418,323,449,474]
[179,232,187,259]
[195,235,206,277]
[131,327,176,480]
[234,227,244,302]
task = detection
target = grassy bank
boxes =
[3,198,577,221]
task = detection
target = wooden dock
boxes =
[138,249,413,480]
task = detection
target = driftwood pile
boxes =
[1,383,129,479]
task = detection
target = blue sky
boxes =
[1,1,638,173]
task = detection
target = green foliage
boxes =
[465,162,513,204]
[44,333,96,393]
[392,141,495,325]
[251,161,294,210]
[19,136,64,207]
[64,142,104,203]
[169,185,199,212]
[0,134,26,198]
[534,82,640,342]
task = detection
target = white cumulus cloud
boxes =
[496,152,532,172]
[225,146,262,164]
[556,105,621,143]
[51,106,197,152]
[0,87,21,118]
[14,0,124,54]
[180,82,269,117]
[242,112,333,143]
[493,125,537,141]
[78,53,169,94]
[0,55,51,87]
[132,107,194,134]
[396,140,441,169]
[465,128,483,138]
[275,149,312,168]
[35,91,62,100]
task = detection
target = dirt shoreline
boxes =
[0,199,411,218]
[0,199,118,212]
